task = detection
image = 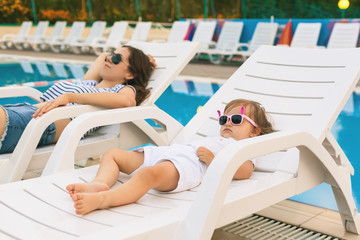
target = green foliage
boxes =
[1,0,360,24]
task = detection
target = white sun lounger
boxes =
[198,21,244,64]
[167,21,191,42]
[0,46,359,239]
[0,41,200,184]
[70,21,107,54]
[17,21,50,50]
[192,20,217,53]
[0,21,33,49]
[91,21,129,55]
[231,22,279,61]
[33,21,67,51]
[49,21,86,53]
[327,22,360,49]
[290,22,322,48]
[129,21,152,42]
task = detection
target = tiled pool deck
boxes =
[0,48,359,239]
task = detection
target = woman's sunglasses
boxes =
[217,107,258,127]
[105,52,123,65]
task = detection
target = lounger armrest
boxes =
[1,34,17,41]
[0,104,104,183]
[92,37,107,44]
[0,86,42,102]
[236,42,250,51]
[183,130,355,239]
[323,131,354,174]
[42,105,183,175]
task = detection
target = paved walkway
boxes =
[0,48,240,80]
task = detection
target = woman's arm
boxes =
[82,52,108,82]
[32,87,136,118]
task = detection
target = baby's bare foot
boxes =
[66,182,109,195]
[72,192,106,215]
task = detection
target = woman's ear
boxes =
[250,127,261,137]
[124,72,134,81]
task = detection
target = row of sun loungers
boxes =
[1,20,359,63]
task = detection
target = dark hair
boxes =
[123,45,152,105]
[224,99,274,135]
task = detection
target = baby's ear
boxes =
[251,127,261,137]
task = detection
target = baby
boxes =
[67,98,274,214]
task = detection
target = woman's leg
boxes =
[66,149,145,194]
[0,107,6,140]
[71,160,179,215]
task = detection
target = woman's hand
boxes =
[147,54,156,70]
[32,94,71,118]
[197,147,215,166]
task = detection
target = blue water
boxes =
[0,57,359,211]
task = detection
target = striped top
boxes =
[40,80,136,137]
[40,80,135,105]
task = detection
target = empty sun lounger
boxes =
[49,21,86,53]
[33,21,67,51]
[70,21,107,54]
[231,22,279,61]
[0,21,32,49]
[91,21,129,55]
[327,22,360,48]
[198,21,244,64]
[290,22,322,48]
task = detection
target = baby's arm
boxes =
[233,160,254,180]
[197,146,254,180]
[197,146,215,166]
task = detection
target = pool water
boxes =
[0,57,359,211]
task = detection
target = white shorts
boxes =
[134,144,207,192]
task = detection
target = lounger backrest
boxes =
[85,21,107,44]
[216,21,243,51]
[167,21,190,42]
[127,41,200,104]
[248,22,279,52]
[327,22,360,48]
[290,22,322,48]
[65,21,86,43]
[131,22,152,41]
[16,21,33,40]
[32,21,49,38]
[49,21,66,40]
[191,21,217,47]
[173,46,360,147]
[107,21,128,45]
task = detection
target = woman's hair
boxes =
[123,45,153,105]
[224,99,274,135]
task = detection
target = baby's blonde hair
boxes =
[224,99,274,135]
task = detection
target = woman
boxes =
[0,45,155,153]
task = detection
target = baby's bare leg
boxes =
[72,161,179,215]
[66,149,144,195]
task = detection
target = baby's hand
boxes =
[197,147,215,166]
[147,54,156,70]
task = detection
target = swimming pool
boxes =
[0,56,359,211]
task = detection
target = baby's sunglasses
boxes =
[105,52,123,65]
[217,107,258,127]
